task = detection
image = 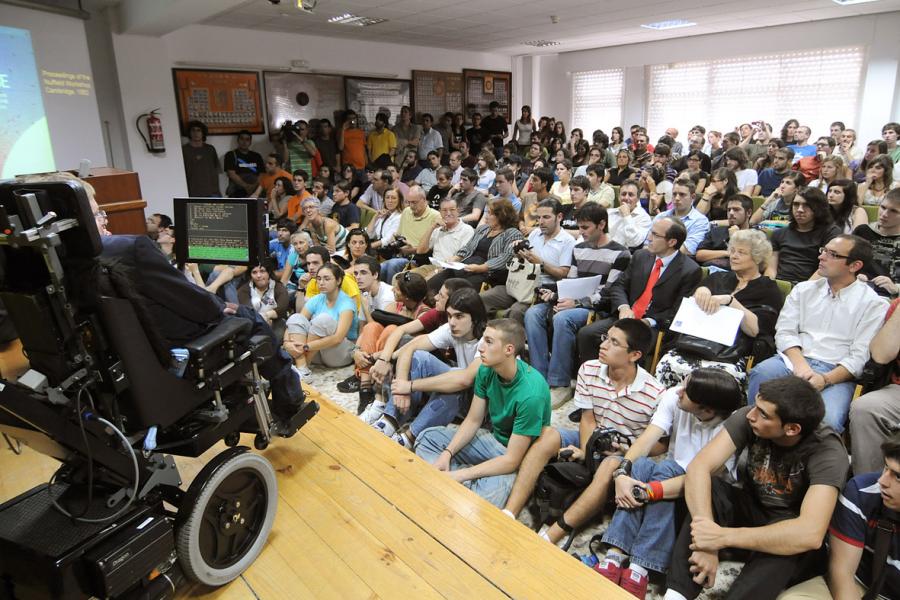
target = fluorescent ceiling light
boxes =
[327,13,386,26]
[641,19,697,30]
[522,40,561,47]
[832,0,880,4]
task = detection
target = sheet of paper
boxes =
[557,274,605,300]
[429,257,468,271]
[670,297,744,346]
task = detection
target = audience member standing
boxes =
[182,120,220,197]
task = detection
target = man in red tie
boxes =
[577,217,702,365]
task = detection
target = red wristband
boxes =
[648,481,664,501]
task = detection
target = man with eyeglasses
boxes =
[757,147,795,197]
[501,319,665,529]
[747,234,888,433]
[378,185,441,283]
[414,196,474,277]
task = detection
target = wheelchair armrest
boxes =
[184,317,252,357]
[248,334,274,363]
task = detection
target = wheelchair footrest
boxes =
[278,400,319,437]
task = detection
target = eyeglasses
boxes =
[401,271,414,283]
[599,333,626,349]
[819,247,850,260]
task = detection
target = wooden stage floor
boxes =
[0,385,628,599]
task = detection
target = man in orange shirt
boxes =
[286,169,313,223]
[254,153,291,198]
[339,110,367,170]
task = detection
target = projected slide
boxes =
[187,203,250,262]
[0,26,55,178]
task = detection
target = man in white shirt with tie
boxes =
[747,234,888,433]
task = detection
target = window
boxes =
[571,68,625,138]
[646,47,865,145]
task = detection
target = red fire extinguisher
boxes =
[136,109,165,153]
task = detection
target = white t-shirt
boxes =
[427,323,482,368]
[365,281,395,312]
[649,387,737,478]
[735,168,758,191]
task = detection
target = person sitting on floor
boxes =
[415,318,551,508]
[368,288,487,449]
[663,376,848,600]
[502,319,665,531]
[592,369,743,600]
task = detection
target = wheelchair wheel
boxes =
[223,431,240,447]
[175,447,277,587]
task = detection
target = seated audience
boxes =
[653,179,710,256]
[607,181,653,250]
[749,234,887,432]
[311,176,334,216]
[559,175,593,236]
[224,129,264,198]
[427,198,523,293]
[301,246,362,313]
[767,187,841,283]
[794,136,835,182]
[807,154,844,192]
[756,146,795,197]
[550,159,573,204]
[696,168,738,222]
[723,147,758,195]
[415,318,551,508]
[285,262,359,373]
[480,198,575,323]
[848,297,900,474]
[694,194,753,269]
[414,196,475,277]
[475,151,497,193]
[358,169,389,211]
[827,178,867,234]
[656,229,783,388]
[372,288,486,447]
[577,217,702,365]
[781,431,900,600]
[503,319,663,527]
[378,186,441,284]
[267,176,295,221]
[664,376,847,600]
[415,151,441,193]
[751,171,806,226]
[280,231,311,299]
[300,197,348,254]
[425,166,453,210]
[585,163,615,207]
[859,154,897,206]
[268,218,297,277]
[853,189,899,298]
[491,168,522,213]
[237,259,289,336]
[339,228,371,267]
[331,180,360,229]
[594,369,743,599]
[606,149,637,186]
[367,187,404,253]
[526,203,630,405]
[253,153,292,200]
[452,168,488,225]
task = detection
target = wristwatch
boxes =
[612,458,633,480]
[302,343,310,353]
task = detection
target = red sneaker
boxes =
[619,567,649,600]
[592,558,622,584]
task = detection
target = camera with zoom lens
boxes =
[513,239,532,254]
[589,427,632,455]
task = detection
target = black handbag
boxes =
[675,332,752,364]
[370,309,413,327]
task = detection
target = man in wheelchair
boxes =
[0,177,317,599]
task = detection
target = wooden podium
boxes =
[81,167,147,235]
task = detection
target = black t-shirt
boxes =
[481,114,508,144]
[607,167,636,186]
[672,151,712,174]
[772,225,841,283]
[223,149,264,182]
[704,271,784,337]
[183,143,220,196]
[466,127,486,155]
[331,202,360,228]
[853,223,899,296]
[427,184,452,210]
[724,406,848,520]
[696,225,732,269]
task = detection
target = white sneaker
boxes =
[391,431,413,449]
[550,386,574,409]
[291,365,312,381]
[372,416,396,437]
[360,400,386,424]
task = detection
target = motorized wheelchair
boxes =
[0,180,317,599]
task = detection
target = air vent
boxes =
[640,19,697,30]
[521,40,561,47]
[327,13,387,26]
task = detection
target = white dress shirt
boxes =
[775,278,888,377]
[608,205,652,249]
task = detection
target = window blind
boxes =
[571,68,625,137]
[646,47,865,142]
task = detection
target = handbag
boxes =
[505,256,542,303]
[370,309,413,327]
[675,332,752,364]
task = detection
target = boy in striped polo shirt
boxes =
[501,318,665,538]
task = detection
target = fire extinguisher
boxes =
[136,109,165,153]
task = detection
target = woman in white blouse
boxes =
[723,147,758,195]
[367,187,404,252]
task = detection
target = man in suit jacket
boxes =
[99,233,304,432]
[576,217,702,365]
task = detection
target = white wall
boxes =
[110,24,513,216]
[528,12,900,144]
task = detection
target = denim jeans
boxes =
[204,270,240,304]
[383,350,466,437]
[414,425,515,508]
[379,257,411,283]
[524,303,589,387]
[747,355,856,433]
[601,457,686,573]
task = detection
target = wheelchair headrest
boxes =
[0,178,103,260]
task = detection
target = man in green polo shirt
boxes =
[415,318,551,508]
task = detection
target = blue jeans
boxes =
[204,270,240,305]
[524,304,590,387]
[414,426,515,508]
[601,457,686,573]
[380,257,411,283]
[747,355,856,433]
[383,351,466,437]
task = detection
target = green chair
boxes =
[358,203,377,229]
[752,196,766,212]
[864,205,878,223]
[775,279,793,301]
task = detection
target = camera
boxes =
[589,427,632,455]
[513,239,532,254]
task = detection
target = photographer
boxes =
[480,198,575,324]
[593,370,741,598]
[281,119,317,177]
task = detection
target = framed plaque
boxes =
[172,69,264,135]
